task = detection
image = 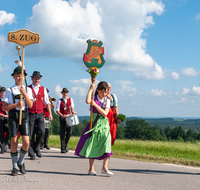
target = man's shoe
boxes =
[44,144,50,150]
[40,145,44,150]
[30,156,35,160]
[17,162,26,174]
[36,150,42,158]
[61,149,66,153]
[11,168,18,176]
[65,146,69,152]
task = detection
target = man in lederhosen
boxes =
[56,88,76,153]
[28,71,53,160]
[3,66,33,176]
[0,87,9,154]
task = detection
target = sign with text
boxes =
[7,29,40,46]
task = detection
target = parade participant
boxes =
[28,71,53,160]
[2,66,33,176]
[56,88,76,153]
[107,82,119,146]
[40,88,55,150]
[0,87,9,154]
[74,82,113,176]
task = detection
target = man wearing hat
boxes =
[0,86,9,154]
[56,88,76,153]
[2,66,33,176]
[28,71,53,160]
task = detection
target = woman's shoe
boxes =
[101,169,113,176]
[88,171,97,176]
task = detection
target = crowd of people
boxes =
[0,64,119,177]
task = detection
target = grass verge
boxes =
[20,135,200,167]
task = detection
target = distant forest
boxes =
[50,111,200,142]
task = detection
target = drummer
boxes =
[56,88,76,153]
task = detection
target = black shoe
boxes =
[65,146,69,152]
[30,156,35,160]
[17,162,26,174]
[36,150,42,158]
[61,149,66,153]
[40,145,44,150]
[44,144,50,150]
[11,168,18,176]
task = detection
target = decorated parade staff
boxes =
[107,82,119,146]
[2,66,33,176]
[40,88,55,150]
[28,71,53,160]
[56,88,76,153]
[0,87,9,154]
[75,39,113,176]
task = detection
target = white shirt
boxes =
[31,84,50,106]
[56,97,75,112]
[96,95,110,109]
[3,84,33,111]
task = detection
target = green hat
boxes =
[11,66,27,76]
[31,71,42,78]
[61,88,69,93]
[0,87,6,92]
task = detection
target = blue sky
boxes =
[0,0,200,117]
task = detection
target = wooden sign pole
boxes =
[83,39,105,130]
[19,46,25,125]
[8,29,40,125]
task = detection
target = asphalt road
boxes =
[0,146,200,190]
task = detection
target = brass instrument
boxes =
[49,96,56,102]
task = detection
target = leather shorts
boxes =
[8,116,29,137]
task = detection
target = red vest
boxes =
[60,98,71,115]
[28,85,45,114]
[43,104,49,117]
[0,100,6,115]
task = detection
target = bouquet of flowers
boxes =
[86,66,100,77]
[116,114,126,124]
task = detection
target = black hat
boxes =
[31,71,42,78]
[0,87,6,92]
[61,88,69,93]
[11,66,27,76]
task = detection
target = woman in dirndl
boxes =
[74,81,113,176]
[107,82,119,146]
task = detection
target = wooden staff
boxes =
[90,76,96,130]
[7,29,40,125]
[19,46,25,125]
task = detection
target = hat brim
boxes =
[11,72,27,76]
[31,74,42,78]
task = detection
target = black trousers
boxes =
[59,117,72,151]
[0,117,9,150]
[28,113,45,157]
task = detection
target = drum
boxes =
[65,114,79,126]
[44,119,51,129]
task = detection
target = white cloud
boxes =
[192,86,200,95]
[170,72,179,80]
[182,87,190,95]
[151,88,166,96]
[26,0,165,80]
[0,11,15,26]
[169,98,187,104]
[182,86,200,96]
[195,13,200,20]
[180,67,199,76]
[55,85,62,98]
